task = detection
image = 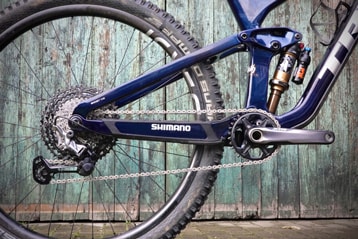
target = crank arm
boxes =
[247,127,335,145]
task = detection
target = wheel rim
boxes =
[0,10,207,238]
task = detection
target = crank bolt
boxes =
[250,130,263,142]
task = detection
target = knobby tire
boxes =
[0,0,224,238]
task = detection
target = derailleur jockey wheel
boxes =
[231,110,280,160]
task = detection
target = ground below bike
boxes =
[0,0,357,238]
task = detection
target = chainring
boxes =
[41,86,116,160]
[231,110,280,160]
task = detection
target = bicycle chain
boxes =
[49,108,280,184]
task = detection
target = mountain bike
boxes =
[0,0,356,238]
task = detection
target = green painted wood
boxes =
[0,0,357,221]
[210,0,244,220]
[165,0,357,219]
[0,0,11,9]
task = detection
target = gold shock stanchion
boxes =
[267,43,302,113]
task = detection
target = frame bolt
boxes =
[270,40,281,50]
[295,33,302,40]
[240,33,248,40]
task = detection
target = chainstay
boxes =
[50,108,281,184]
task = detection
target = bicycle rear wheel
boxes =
[0,0,224,238]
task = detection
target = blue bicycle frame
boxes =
[72,0,358,145]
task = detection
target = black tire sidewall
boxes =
[0,1,224,238]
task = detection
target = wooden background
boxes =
[0,0,357,220]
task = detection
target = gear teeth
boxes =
[41,86,116,163]
[230,109,280,161]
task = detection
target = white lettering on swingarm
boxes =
[151,124,191,132]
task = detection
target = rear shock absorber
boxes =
[267,43,303,114]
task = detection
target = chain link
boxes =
[48,159,78,166]
[50,152,278,184]
[50,108,280,184]
[108,108,247,115]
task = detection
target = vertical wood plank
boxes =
[166,0,218,220]
[0,0,12,9]
[0,0,357,221]
[296,0,321,218]
[347,49,358,218]
[210,1,244,220]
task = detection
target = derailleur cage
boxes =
[32,156,70,185]
[33,152,98,184]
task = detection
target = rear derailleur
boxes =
[33,87,117,185]
[33,152,98,185]
[33,125,99,185]
[53,122,99,177]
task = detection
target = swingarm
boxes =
[70,110,335,147]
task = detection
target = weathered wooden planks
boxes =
[165,0,357,219]
[0,0,356,220]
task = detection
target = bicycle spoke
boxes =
[50,21,80,86]
[69,182,85,237]
[0,1,223,237]
[10,183,39,216]
[11,42,51,98]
